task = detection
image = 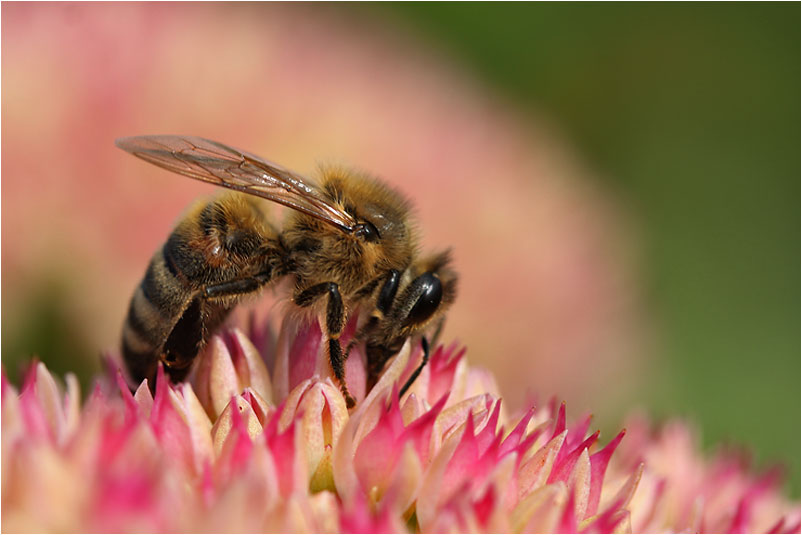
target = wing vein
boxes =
[116,135,357,232]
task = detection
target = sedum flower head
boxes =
[2,315,799,533]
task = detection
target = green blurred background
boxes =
[3,2,798,496]
[378,3,799,494]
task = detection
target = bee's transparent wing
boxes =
[116,135,356,232]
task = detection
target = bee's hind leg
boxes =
[294,282,356,408]
[204,270,274,298]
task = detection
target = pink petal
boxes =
[245,309,276,369]
[241,387,272,426]
[416,418,466,529]
[215,395,255,479]
[630,477,666,532]
[499,406,535,457]
[768,516,802,534]
[549,430,600,484]
[440,411,479,498]
[90,470,163,532]
[263,414,303,496]
[224,328,273,403]
[178,382,214,470]
[20,358,39,392]
[1,372,23,439]
[558,482,579,533]
[729,496,752,534]
[603,462,643,514]
[133,380,153,416]
[551,400,567,440]
[334,348,406,503]
[206,335,241,417]
[1,369,17,399]
[287,319,324,396]
[432,393,493,451]
[331,409,361,502]
[292,380,348,482]
[460,365,503,409]
[512,484,563,532]
[339,489,380,533]
[566,412,593,452]
[402,393,448,466]
[354,392,404,492]
[340,482,406,533]
[116,369,140,423]
[19,377,52,442]
[211,395,262,457]
[518,431,566,499]
[280,379,314,428]
[581,508,631,534]
[571,447,592,521]
[343,341,367,405]
[150,366,195,473]
[474,399,502,455]
[34,362,64,441]
[381,442,424,512]
[424,344,464,405]
[586,429,626,518]
[473,484,496,527]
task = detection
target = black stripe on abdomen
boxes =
[122,252,191,385]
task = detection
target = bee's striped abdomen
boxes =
[122,247,194,386]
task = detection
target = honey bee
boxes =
[117,135,457,407]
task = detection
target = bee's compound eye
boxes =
[405,272,442,326]
[355,222,381,243]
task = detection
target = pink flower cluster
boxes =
[2,317,799,533]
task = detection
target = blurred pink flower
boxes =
[3,315,798,533]
[3,2,644,414]
[616,414,801,533]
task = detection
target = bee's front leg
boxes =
[398,314,445,397]
[399,336,430,398]
[294,282,356,408]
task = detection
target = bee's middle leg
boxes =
[294,282,355,408]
